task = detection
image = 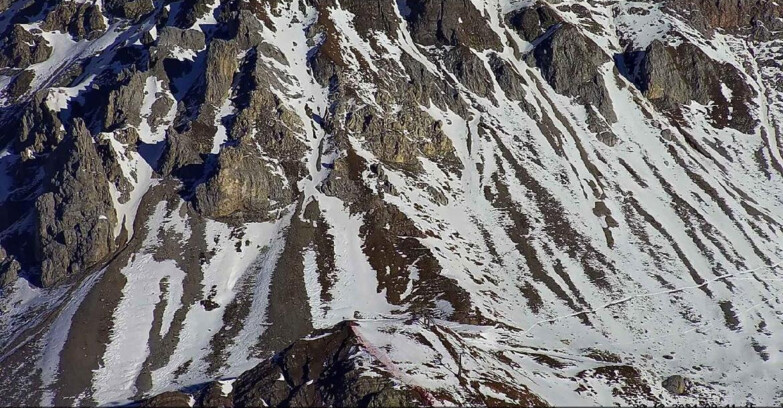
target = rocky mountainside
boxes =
[1,0,783,405]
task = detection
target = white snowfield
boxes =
[1,0,783,406]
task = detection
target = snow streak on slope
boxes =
[290,0,783,404]
[1,0,783,406]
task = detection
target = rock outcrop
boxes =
[34,119,117,287]
[523,23,617,122]
[40,1,107,40]
[143,322,432,407]
[506,1,562,42]
[141,391,193,408]
[171,0,214,28]
[664,0,783,39]
[194,137,293,222]
[204,39,239,109]
[344,106,460,173]
[662,375,691,395]
[11,91,66,157]
[156,27,207,55]
[488,53,527,101]
[104,70,148,130]
[0,246,20,288]
[234,322,428,407]
[1,0,783,405]
[0,25,51,69]
[104,0,154,21]
[405,0,503,51]
[623,40,757,132]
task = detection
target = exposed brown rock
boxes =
[232,322,428,407]
[0,25,51,69]
[204,39,239,108]
[41,1,107,40]
[664,0,783,38]
[197,382,233,408]
[104,0,154,21]
[662,374,691,395]
[194,137,292,222]
[6,69,36,101]
[328,0,401,39]
[141,391,193,407]
[344,105,460,173]
[406,0,503,51]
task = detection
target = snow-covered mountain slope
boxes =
[1,0,783,406]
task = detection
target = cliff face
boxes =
[1,0,783,406]
[662,0,783,37]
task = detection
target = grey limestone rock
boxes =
[631,40,757,133]
[104,70,148,130]
[157,27,207,53]
[0,246,20,289]
[34,119,118,287]
[525,23,617,123]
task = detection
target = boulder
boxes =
[662,375,691,395]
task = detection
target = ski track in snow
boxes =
[522,261,783,336]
